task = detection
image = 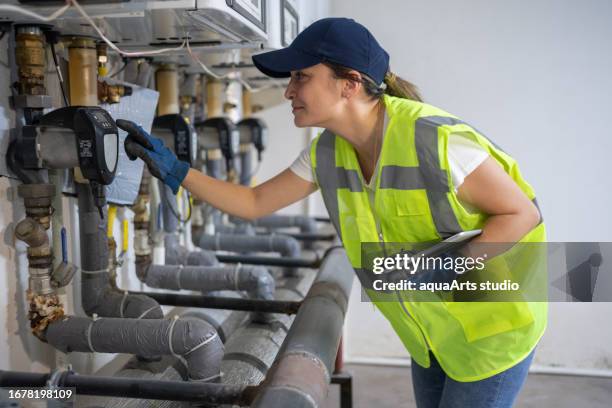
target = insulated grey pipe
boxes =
[197,233,301,258]
[239,148,253,186]
[44,315,223,381]
[76,183,162,319]
[204,157,224,227]
[250,214,319,250]
[165,234,219,267]
[181,292,249,343]
[205,156,223,179]
[251,248,354,408]
[214,222,256,235]
[241,215,319,234]
[221,268,315,388]
[138,263,275,303]
[161,182,219,266]
[161,183,180,234]
[196,233,301,276]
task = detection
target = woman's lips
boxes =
[292,106,304,113]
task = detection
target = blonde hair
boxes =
[323,61,423,102]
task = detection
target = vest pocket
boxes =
[443,252,536,342]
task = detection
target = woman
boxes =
[118,17,546,408]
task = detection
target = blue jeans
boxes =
[411,349,535,408]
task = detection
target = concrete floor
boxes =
[322,363,612,408]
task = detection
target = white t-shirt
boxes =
[289,113,489,194]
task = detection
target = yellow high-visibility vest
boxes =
[311,94,547,381]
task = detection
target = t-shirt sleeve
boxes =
[288,139,315,183]
[447,133,489,191]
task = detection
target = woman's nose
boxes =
[284,80,295,100]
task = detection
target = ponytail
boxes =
[383,71,422,102]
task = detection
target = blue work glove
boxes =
[116,119,189,194]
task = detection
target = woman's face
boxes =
[284,63,343,128]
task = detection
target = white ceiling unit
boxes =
[1,0,269,49]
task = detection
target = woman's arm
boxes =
[182,168,318,221]
[456,157,541,248]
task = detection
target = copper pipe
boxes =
[68,37,98,106]
[155,63,179,115]
[206,77,223,118]
[15,26,46,95]
[242,86,252,117]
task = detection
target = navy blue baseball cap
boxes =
[252,17,390,85]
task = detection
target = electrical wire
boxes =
[2,1,288,90]
[185,35,285,93]
[162,185,192,224]
[0,1,187,57]
[49,41,69,106]
[108,58,128,78]
[68,0,187,57]
[0,2,71,22]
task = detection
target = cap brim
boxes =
[252,47,322,78]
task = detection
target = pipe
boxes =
[156,63,179,115]
[180,73,197,121]
[77,183,162,319]
[239,144,253,186]
[215,222,256,235]
[136,262,275,301]
[259,231,336,242]
[14,183,64,338]
[206,76,223,118]
[196,233,302,276]
[251,248,354,408]
[233,214,319,234]
[165,234,219,266]
[68,37,98,106]
[180,291,249,343]
[0,369,254,404]
[205,152,223,179]
[196,233,301,258]
[216,254,320,269]
[131,292,301,315]
[221,268,315,388]
[45,315,223,381]
[135,258,276,322]
[123,59,154,88]
[15,26,46,96]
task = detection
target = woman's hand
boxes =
[116,119,189,194]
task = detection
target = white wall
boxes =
[326,0,612,370]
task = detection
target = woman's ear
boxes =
[341,70,363,99]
